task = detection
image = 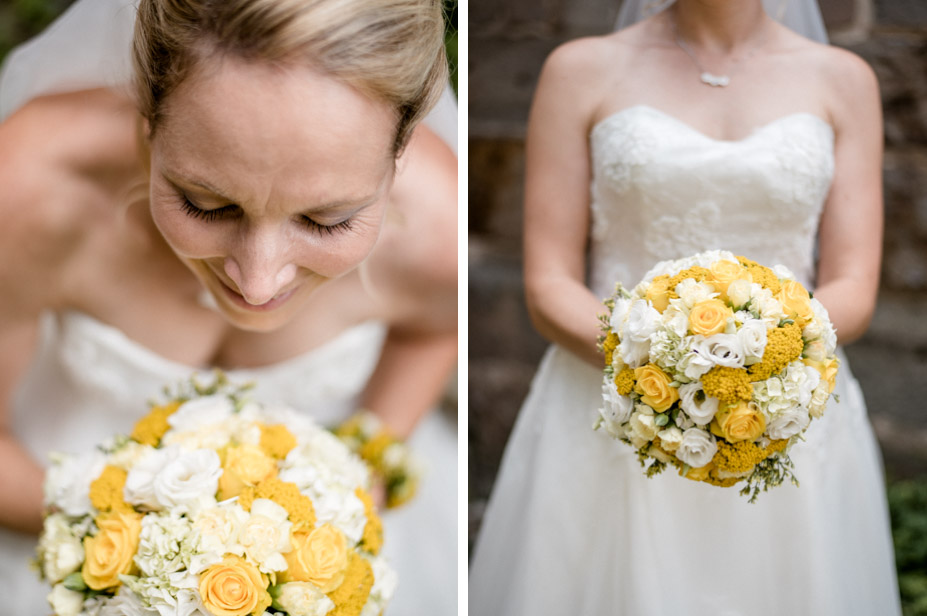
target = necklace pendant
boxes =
[700,72,730,87]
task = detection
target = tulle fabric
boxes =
[614,0,829,45]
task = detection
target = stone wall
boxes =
[468,0,927,538]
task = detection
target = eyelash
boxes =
[180,197,354,235]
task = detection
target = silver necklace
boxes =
[669,16,766,88]
[672,32,732,87]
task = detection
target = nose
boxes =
[223,227,298,305]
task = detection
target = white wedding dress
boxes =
[0,312,457,616]
[469,105,901,615]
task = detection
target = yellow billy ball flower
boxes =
[130,400,182,447]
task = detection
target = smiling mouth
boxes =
[216,278,297,312]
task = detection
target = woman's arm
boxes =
[813,49,883,344]
[523,40,611,367]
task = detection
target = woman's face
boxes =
[148,56,397,331]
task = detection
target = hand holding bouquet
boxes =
[37,374,395,616]
[596,250,839,501]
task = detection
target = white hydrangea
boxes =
[360,555,399,616]
[98,585,160,616]
[135,511,196,577]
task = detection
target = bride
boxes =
[469,0,900,614]
[0,0,457,614]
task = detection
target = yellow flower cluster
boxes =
[355,488,383,556]
[239,477,317,530]
[736,256,782,295]
[326,551,375,616]
[130,400,182,447]
[89,465,131,513]
[601,331,619,367]
[701,366,753,405]
[613,367,636,396]
[712,438,787,474]
[358,434,393,466]
[260,424,298,460]
[747,322,803,381]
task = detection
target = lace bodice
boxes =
[588,105,835,296]
[11,311,386,463]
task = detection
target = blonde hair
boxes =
[132,0,448,153]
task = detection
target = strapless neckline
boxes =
[56,310,382,376]
[591,104,834,144]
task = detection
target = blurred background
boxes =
[469,0,927,613]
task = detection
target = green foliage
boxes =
[0,0,76,64]
[443,0,458,94]
[889,479,927,615]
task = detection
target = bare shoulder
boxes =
[369,125,457,329]
[0,89,141,312]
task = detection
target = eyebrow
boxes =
[163,170,383,214]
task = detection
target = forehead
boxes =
[151,55,397,203]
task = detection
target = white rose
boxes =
[822,322,838,355]
[736,319,768,365]
[273,582,335,616]
[809,381,831,419]
[38,513,85,583]
[693,334,745,368]
[239,499,293,573]
[619,337,651,368]
[191,503,249,571]
[766,406,811,440]
[657,426,684,452]
[678,346,714,381]
[609,297,633,332]
[598,378,634,437]
[167,395,235,433]
[677,382,720,426]
[797,365,821,407]
[124,447,173,510]
[48,584,84,616]
[361,556,399,616]
[755,294,785,325]
[727,279,753,309]
[44,451,106,517]
[676,428,718,468]
[771,264,796,280]
[625,299,661,342]
[804,338,828,362]
[661,304,690,338]
[629,411,659,442]
[675,279,717,308]
[802,317,823,341]
[153,449,222,513]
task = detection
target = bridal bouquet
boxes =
[36,375,395,616]
[596,250,839,501]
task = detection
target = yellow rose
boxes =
[682,462,714,482]
[776,280,814,323]
[199,555,271,616]
[711,401,766,443]
[633,364,679,413]
[804,357,839,393]
[688,299,733,337]
[81,511,142,590]
[708,260,752,299]
[218,444,278,500]
[283,524,348,592]
[645,276,672,313]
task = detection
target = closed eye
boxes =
[300,217,354,235]
[180,197,241,222]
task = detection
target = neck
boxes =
[669,0,768,52]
